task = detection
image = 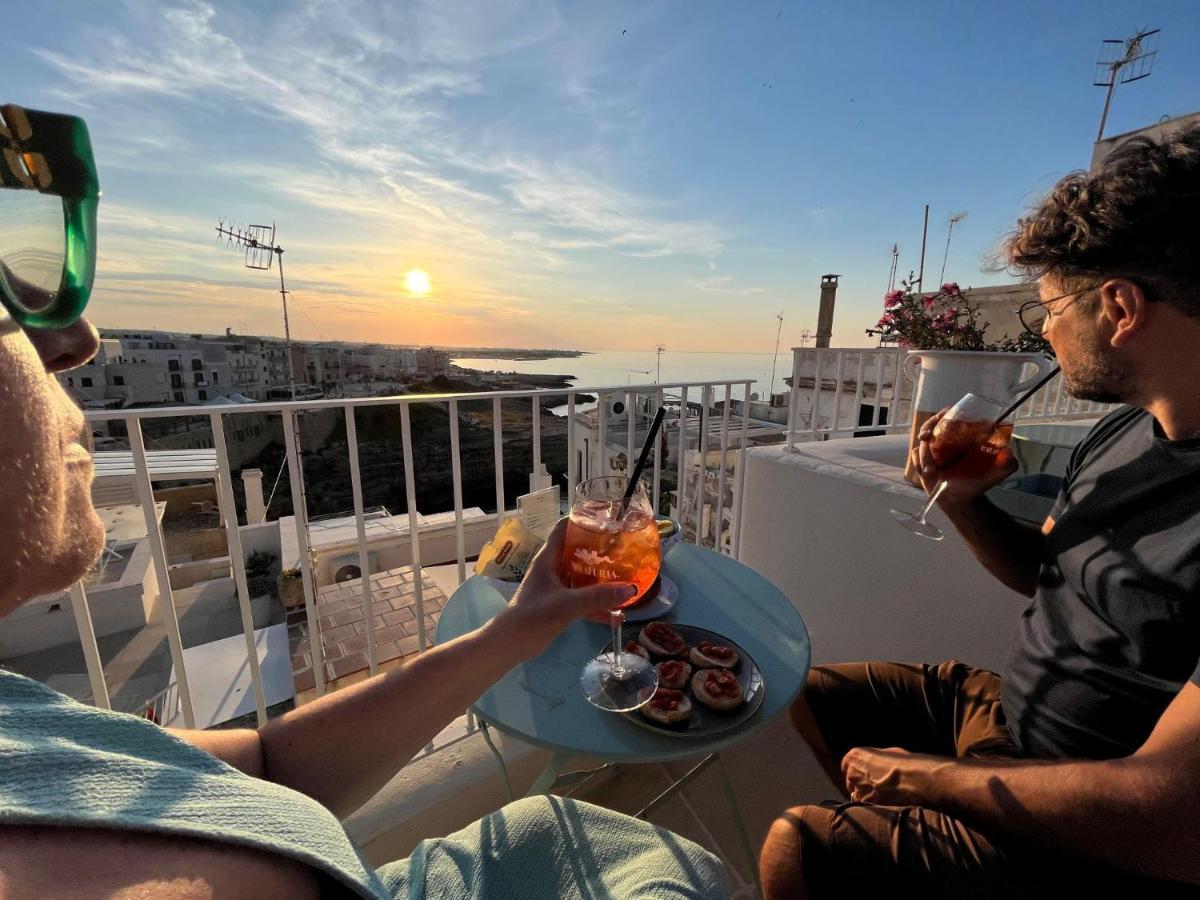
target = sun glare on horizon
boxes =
[405,269,432,296]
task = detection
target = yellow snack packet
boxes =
[474,515,545,581]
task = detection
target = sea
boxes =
[451,350,794,404]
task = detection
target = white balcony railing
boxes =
[786,347,1113,448]
[67,379,754,737]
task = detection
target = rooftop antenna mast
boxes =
[1094,28,1160,142]
[655,344,666,384]
[214,220,296,401]
[769,312,784,396]
[938,211,968,287]
[886,243,900,294]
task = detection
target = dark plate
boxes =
[607,623,765,739]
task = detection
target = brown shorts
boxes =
[792,660,1199,899]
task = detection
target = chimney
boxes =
[815,274,840,348]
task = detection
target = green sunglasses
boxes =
[0,104,98,329]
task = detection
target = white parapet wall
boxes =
[0,538,159,657]
[736,436,1030,672]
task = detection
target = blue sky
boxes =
[3,1,1197,350]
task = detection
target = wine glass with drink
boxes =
[891,393,1015,541]
[564,476,662,711]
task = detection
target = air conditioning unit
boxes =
[605,395,629,421]
[329,551,379,584]
[770,392,789,408]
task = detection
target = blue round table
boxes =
[436,542,811,882]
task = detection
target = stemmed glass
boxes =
[564,476,661,711]
[891,393,1014,541]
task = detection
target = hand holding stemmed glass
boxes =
[891,393,1019,541]
[563,476,662,711]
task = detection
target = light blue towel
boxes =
[0,670,726,898]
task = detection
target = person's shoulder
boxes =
[1079,405,1147,453]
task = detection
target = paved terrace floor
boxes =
[289,566,449,696]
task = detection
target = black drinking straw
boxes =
[992,365,1061,427]
[621,406,667,512]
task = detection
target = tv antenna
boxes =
[938,211,968,287]
[769,312,784,396]
[798,329,815,348]
[654,344,666,383]
[214,220,296,400]
[886,243,900,294]
[1094,28,1160,142]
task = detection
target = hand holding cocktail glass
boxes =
[565,406,668,712]
[891,393,1018,540]
[892,367,1059,541]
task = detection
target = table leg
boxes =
[716,752,762,896]
[525,751,570,797]
[478,719,513,803]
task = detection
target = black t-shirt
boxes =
[1003,405,1200,759]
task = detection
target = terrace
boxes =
[31,352,1107,896]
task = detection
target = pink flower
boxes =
[939,308,956,324]
[922,295,936,309]
[883,289,905,308]
[941,282,960,296]
[876,312,896,328]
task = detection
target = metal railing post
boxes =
[127,416,196,727]
[68,581,110,709]
[344,404,378,675]
[400,404,428,651]
[282,408,324,697]
[493,396,505,522]
[449,399,466,586]
[210,412,268,726]
[714,384,732,554]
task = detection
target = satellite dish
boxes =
[750,392,759,402]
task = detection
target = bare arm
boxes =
[171,520,632,818]
[912,411,1048,597]
[843,682,1200,885]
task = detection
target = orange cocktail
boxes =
[565,476,662,712]
[564,500,661,605]
[891,392,1014,541]
[930,418,1015,479]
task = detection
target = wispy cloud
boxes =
[684,275,765,297]
[25,0,744,348]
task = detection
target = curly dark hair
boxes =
[1004,123,1200,316]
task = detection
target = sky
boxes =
[3,1,1198,352]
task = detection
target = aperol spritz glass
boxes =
[891,393,1014,541]
[564,476,661,711]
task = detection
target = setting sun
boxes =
[405,269,432,296]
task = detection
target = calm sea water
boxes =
[451,350,794,400]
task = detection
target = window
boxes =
[112,375,125,386]
[211,372,219,384]
[81,377,93,388]
[194,372,204,385]
[67,377,74,386]
[168,359,180,372]
[191,358,202,371]
[173,391,185,403]
[198,389,208,401]
[170,373,183,388]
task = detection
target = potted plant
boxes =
[277,567,305,610]
[245,550,279,627]
[872,281,1051,353]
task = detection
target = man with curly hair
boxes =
[761,125,1200,898]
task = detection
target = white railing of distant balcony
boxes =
[70,379,754,736]
[785,347,1114,448]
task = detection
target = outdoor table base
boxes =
[438,543,811,897]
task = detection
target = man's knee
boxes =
[760,806,815,900]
